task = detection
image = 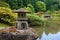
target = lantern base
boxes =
[0,27,38,40]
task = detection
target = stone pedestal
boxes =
[16,21,29,29]
[16,18,29,29]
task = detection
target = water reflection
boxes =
[37,32,60,40]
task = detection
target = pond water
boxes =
[32,26,60,40]
[37,31,60,40]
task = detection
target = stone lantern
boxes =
[13,8,30,29]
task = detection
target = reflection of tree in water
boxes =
[45,27,60,35]
[42,19,60,34]
[33,27,60,37]
[31,19,60,39]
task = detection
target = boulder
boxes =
[0,26,38,40]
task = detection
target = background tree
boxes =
[0,1,10,8]
[27,4,35,13]
[0,0,59,11]
[44,0,59,10]
[17,0,24,9]
[5,0,18,9]
[35,1,46,12]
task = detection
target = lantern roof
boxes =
[13,8,30,13]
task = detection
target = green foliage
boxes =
[0,7,17,25]
[46,10,52,14]
[51,4,58,11]
[0,23,8,27]
[6,0,18,9]
[24,4,35,13]
[27,4,35,13]
[24,7,32,13]
[36,1,46,12]
[26,14,44,26]
[51,10,60,20]
[17,0,24,9]
[45,0,59,10]
[1,0,59,11]
[3,0,24,9]
[0,1,10,8]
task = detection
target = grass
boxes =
[0,23,9,28]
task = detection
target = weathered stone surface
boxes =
[0,26,38,40]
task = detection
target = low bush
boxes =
[0,7,17,26]
[26,14,44,26]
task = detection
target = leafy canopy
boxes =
[36,1,46,12]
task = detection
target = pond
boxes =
[32,26,60,40]
[37,32,60,40]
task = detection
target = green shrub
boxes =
[35,1,46,12]
[46,10,53,14]
[0,7,17,25]
[0,1,10,8]
[27,4,35,13]
[26,14,44,26]
[24,7,32,13]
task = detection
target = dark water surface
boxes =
[32,26,60,40]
